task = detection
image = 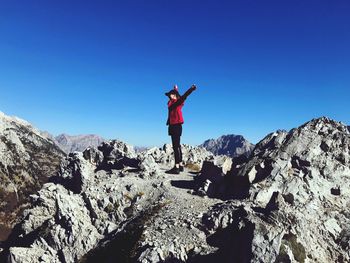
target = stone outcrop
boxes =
[193,117,350,262]
[144,144,213,170]
[0,112,65,241]
[194,155,233,197]
[200,134,254,158]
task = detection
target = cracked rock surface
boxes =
[193,117,350,262]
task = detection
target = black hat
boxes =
[165,85,180,97]
[165,90,179,96]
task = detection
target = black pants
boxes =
[168,124,183,164]
[171,134,182,164]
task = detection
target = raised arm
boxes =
[168,85,197,111]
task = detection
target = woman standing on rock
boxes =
[165,84,197,174]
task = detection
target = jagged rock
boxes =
[241,117,350,205]
[200,134,255,158]
[144,144,213,168]
[186,117,350,262]
[5,183,103,263]
[194,156,233,197]
[200,192,349,262]
[143,147,172,165]
[201,201,284,262]
[83,146,104,166]
[138,155,160,178]
[96,140,139,170]
[180,144,214,166]
[0,111,65,241]
[8,238,60,263]
[55,152,92,193]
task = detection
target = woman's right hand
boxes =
[191,84,197,91]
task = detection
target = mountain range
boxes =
[50,133,254,159]
[53,133,106,154]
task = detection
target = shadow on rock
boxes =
[223,175,251,200]
[189,208,254,263]
[79,203,167,263]
[170,180,196,191]
[94,157,140,173]
[0,219,52,262]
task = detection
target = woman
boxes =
[165,84,197,174]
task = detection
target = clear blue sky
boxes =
[0,0,349,147]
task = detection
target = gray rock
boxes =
[197,117,350,262]
[83,146,104,165]
[8,238,60,263]
[142,143,213,171]
[202,201,284,262]
[96,140,139,169]
[7,183,102,263]
[194,155,233,197]
[138,155,160,178]
[0,111,65,241]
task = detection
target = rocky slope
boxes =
[0,112,66,242]
[194,117,350,262]
[53,134,106,154]
[1,117,349,263]
[200,134,254,158]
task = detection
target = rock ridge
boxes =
[1,116,349,263]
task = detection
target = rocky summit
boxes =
[194,117,350,262]
[1,116,349,263]
[200,134,254,158]
[0,112,66,242]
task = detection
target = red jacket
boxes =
[168,99,184,125]
[166,87,195,126]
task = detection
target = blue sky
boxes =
[0,0,349,147]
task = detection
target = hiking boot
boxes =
[165,167,180,174]
[179,166,184,172]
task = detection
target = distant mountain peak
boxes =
[200,134,254,157]
[54,133,106,154]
